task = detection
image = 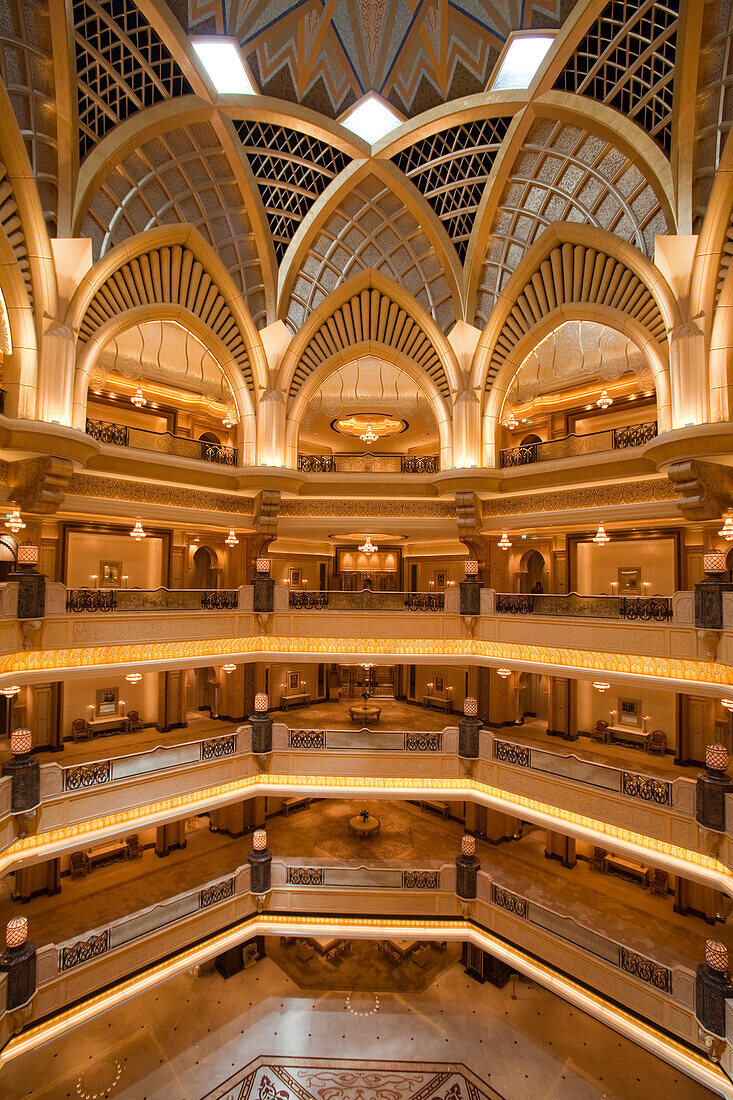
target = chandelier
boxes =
[130,519,146,541]
[719,516,733,542]
[222,664,236,674]
[593,522,610,546]
[4,509,25,534]
[503,410,518,430]
[225,529,239,547]
[722,699,733,712]
[497,668,511,678]
[131,387,147,408]
[359,423,378,444]
[222,409,235,429]
[498,531,511,550]
[125,673,142,684]
[593,682,610,693]
[596,388,612,410]
[358,536,378,555]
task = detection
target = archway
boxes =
[519,549,546,594]
[190,546,215,590]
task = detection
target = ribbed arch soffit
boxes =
[279,163,461,337]
[279,270,459,403]
[470,105,672,330]
[70,0,208,163]
[692,0,733,232]
[471,225,674,396]
[69,226,265,394]
[77,114,269,329]
[690,130,733,330]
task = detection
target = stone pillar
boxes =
[488,670,514,727]
[248,828,272,894]
[696,940,733,1039]
[694,552,733,630]
[458,697,480,758]
[455,833,480,900]
[250,692,273,754]
[155,820,186,857]
[544,830,576,868]
[156,671,186,732]
[484,809,520,844]
[547,676,570,738]
[0,917,36,1011]
[696,744,733,832]
[1,729,39,813]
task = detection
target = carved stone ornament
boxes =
[6,457,74,514]
[667,460,733,520]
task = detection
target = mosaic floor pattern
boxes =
[202,1057,502,1100]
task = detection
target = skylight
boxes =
[491,35,554,91]
[341,94,402,145]
[192,40,255,95]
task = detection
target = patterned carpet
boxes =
[202,1057,502,1100]
[315,807,413,860]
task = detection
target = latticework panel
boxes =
[693,0,733,231]
[285,174,456,335]
[80,122,266,328]
[391,118,511,262]
[289,287,451,400]
[555,0,679,154]
[79,245,254,390]
[0,0,57,235]
[474,119,669,328]
[484,241,667,390]
[73,0,193,160]
[233,120,350,263]
[0,161,32,302]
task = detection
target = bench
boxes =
[283,796,311,817]
[422,693,452,712]
[420,799,449,818]
[279,692,311,710]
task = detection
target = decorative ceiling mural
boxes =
[182,0,570,117]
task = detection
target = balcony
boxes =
[494,592,674,622]
[85,418,238,466]
[288,589,446,611]
[500,421,657,468]
[297,452,439,474]
[64,587,240,613]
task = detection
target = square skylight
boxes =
[193,40,255,95]
[341,94,402,145]
[491,35,554,91]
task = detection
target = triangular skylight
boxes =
[341,94,402,145]
[491,34,555,91]
[193,39,256,95]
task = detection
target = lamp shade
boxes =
[10,728,32,755]
[704,550,727,576]
[252,829,267,851]
[706,939,728,973]
[254,693,269,712]
[16,541,38,566]
[5,916,27,948]
[461,834,476,857]
[256,558,271,574]
[706,743,729,773]
[464,559,479,576]
[463,697,478,717]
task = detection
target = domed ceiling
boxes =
[173,0,574,117]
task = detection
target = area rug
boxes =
[202,1056,503,1100]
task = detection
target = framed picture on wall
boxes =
[435,674,445,693]
[289,567,302,588]
[100,560,122,587]
[617,567,640,594]
[617,697,642,727]
[434,570,447,590]
[95,687,119,717]
[286,670,300,694]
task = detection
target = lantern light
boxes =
[5,917,27,949]
[704,550,727,576]
[461,834,476,857]
[464,559,479,576]
[463,697,478,717]
[254,693,269,712]
[252,829,267,851]
[10,728,32,755]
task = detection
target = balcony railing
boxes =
[61,731,239,792]
[288,729,443,751]
[494,592,673,621]
[288,589,445,611]
[86,418,238,466]
[65,587,239,613]
[500,421,658,468]
[297,452,439,474]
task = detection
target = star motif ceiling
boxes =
[181,0,572,117]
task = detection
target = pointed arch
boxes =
[277,160,462,334]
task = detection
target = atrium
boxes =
[1,0,733,1097]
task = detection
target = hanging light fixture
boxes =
[358,535,378,555]
[359,423,378,445]
[131,386,147,408]
[4,510,25,534]
[130,519,146,541]
[503,409,519,431]
[596,388,612,410]
[497,668,511,678]
[593,522,610,546]
[593,681,610,693]
[225,529,239,547]
[222,409,235,429]
[0,685,19,698]
[498,531,511,550]
[125,672,142,684]
[719,516,733,542]
[222,663,236,674]
[722,699,733,712]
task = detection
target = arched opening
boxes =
[519,549,546,594]
[190,546,215,590]
[0,533,17,583]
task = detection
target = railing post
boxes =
[10,541,45,620]
[455,834,480,900]
[1,729,39,822]
[250,693,273,754]
[253,558,274,612]
[696,744,733,832]
[459,697,480,759]
[696,940,733,1044]
[0,917,36,1011]
[460,559,481,615]
[248,829,272,895]
[695,551,733,630]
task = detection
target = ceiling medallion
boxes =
[334,414,405,443]
[358,536,378,555]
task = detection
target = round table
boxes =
[349,704,381,725]
[348,814,381,840]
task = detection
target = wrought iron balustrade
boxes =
[613,422,658,449]
[493,740,530,767]
[200,440,237,465]
[85,418,238,465]
[86,418,129,446]
[66,587,238,612]
[298,454,336,473]
[500,421,658,468]
[401,454,439,473]
[404,592,445,611]
[620,772,671,805]
[495,593,534,615]
[495,591,673,621]
[286,729,443,751]
[66,588,118,612]
[619,595,673,621]
[289,590,329,609]
[297,452,439,474]
[200,590,238,610]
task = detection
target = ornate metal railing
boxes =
[620,772,672,805]
[285,865,441,890]
[287,867,323,886]
[619,946,671,992]
[62,732,239,791]
[404,592,445,611]
[297,452,439,474]
[59,930,109,971]
[404,731,442,751]
[63,759,113,791]
[494,592,673,621]
[289,590,329,609]
[200,877,235,908]
[492,883,528,917]
[286,729,443,752]
[66,587,239,612]
[500,421,658,468]
[493,740,530,768]
[86,418,238,466]
[402,870,440,888]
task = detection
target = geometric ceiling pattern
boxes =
[692,0,733,232]
[473,119,670,328]
[0,0,58,235]
[555,0,679,155]
[205,0,570,118]
[74,0,193,160]
[81,122,267,328]
[284,173,456,335]
[392,118,512,262]
[233,121,350,263]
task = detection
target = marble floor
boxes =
[2,799,726,972]
[0,955,716,1100]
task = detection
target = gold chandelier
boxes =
[4,509,25,534]
[596,388,612,409]
[593,522,610,546]
[358,536,378,555]
[130,519,146,541]
[498,531,511,550]
[131,386,147,408]
[225,529,239,547]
